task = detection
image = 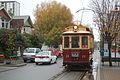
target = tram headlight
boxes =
[89,51,92,54]
[73,26,78,32]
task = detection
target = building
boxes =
[10,18,24,32]
[0,7,11,29]
[11,16,33,34]
[0,1,20,17]
[0,1,33,34]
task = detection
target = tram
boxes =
[62,25,94,70]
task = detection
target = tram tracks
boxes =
[49,70,88,80]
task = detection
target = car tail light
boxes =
[32,55,35,58]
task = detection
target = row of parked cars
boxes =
[23,48,58,65]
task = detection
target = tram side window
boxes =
[72,36,79,48]
[82,36,88,48]
[64,37,69,48]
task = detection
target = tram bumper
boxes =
[63,62,91,66]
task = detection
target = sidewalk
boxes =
[96,51,120,80]
[0,57,27,67]
[100,62,120,80]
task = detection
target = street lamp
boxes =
[114,3,120,62]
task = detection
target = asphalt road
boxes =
[0,58,64,80]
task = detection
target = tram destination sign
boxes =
[71,52,79,57]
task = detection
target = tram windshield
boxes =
[64,37,69,48]
[71,36,79,48]
[82,36,88,48]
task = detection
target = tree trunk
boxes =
[108,41,112,66]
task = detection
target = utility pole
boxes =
[114,2,120,62]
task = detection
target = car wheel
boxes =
[36,63,38,65]
[54,59,57,63]
[49,60,52,64]
[24,60,27,63]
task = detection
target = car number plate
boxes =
[72,53,79,57]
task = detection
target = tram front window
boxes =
[64,37,69,48]
[82,36,88,48]
[72,36,79,48]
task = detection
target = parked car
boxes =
[48,48,59,57]
[35,51,57,65]
[23,48,41,62]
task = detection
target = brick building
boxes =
[11,16,33,34]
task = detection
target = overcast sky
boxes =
[1,0,99,41]
[17,0,93,23]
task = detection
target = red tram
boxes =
[62,25,94,70]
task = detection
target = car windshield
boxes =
[24,48,35,53]
[37,52,49,56]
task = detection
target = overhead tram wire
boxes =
[80,0,84,25]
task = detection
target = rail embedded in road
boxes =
[48,70,93,80]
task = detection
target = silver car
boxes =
[23,48,41,62]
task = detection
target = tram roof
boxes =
[62,31,92,35]
[62,25,93,35]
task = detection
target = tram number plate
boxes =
[72,53,79,57]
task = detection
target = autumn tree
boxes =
[90,0,120,66]
[34,1,73,47]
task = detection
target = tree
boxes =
[0,28,20,57]
[22,33,42,48]
[34,1,73,47]
[0,28,28,58]
[90,0,120,66]
[46,27,62,47]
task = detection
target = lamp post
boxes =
[114,3,120,62]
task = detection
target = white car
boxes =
[35,51,57,65]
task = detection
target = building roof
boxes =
[13,16,33,27]
[0,6,11,20]
[0,1,20,4]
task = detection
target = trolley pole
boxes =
[76,8,95,25]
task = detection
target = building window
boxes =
[2,19,4,28]
[24,28,25,32]
[6,22,8,28]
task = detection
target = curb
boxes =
[0,63,27,67]
[97,62,100,80]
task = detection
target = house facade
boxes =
[0,7,11,29]
[0,1,33,34]
[11,16,33,34]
